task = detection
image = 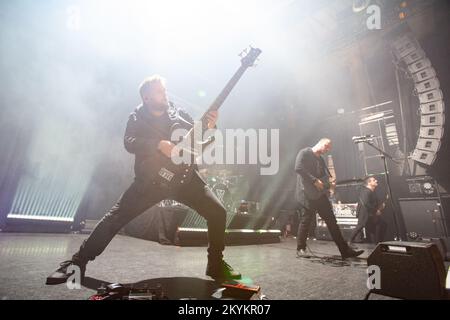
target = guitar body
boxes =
[302,175,328,200]
[138,120,199,187]
[313,175,335,199]
[139,152,195,188]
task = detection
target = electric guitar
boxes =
[314,155,338,197]
[324,155,337,196]
[356,191,389,218]
[140,47,262,188]
[375,194,389,216]
[317,156,366,197]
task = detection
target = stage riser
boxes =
[175,230,281,246]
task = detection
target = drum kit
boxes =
[199,168,259,215]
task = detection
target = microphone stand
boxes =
[358,138,403,241]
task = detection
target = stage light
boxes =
[398,1,409,20]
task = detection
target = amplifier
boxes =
[317,203,358,225]
[398,198,448,240]
[392,176,442,199]
[316,224,357,241]
[333,203,358,218]
[316,203,359,241]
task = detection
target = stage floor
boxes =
[0,232,391,300]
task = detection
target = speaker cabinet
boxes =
[398,198,447,240]
[367,241,447,299]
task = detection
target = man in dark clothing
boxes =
[295,138,364,259]
[349,176,387,245]
[46,75,241,285]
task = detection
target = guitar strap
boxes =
[169,103,194,127]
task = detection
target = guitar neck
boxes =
[326,155,336,181]
[200,65,248,124]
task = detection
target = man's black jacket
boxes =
[295,147,329,204]
[123,103,196,180]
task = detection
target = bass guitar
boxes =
[140,47,262,188]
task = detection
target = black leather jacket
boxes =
[123,103,195,179]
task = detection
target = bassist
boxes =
[46,75,241,285]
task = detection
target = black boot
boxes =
[206,259,241,280]
[341,247,364,260]
[347,241,357,249]
[46,260,86,285]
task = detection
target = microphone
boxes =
[352,135,375,140]
[352,135,375,143]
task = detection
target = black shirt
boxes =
[357,187,379,218]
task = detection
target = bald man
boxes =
[295,138,364,259]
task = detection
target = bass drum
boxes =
[211,182,234,212]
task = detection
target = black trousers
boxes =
[73,172,226,264]
[297,195,348,255]
[297,207,316,238]
[349,213,387,244]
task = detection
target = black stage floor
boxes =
[0,232,392,300]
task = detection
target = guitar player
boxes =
[295,138,364,259]
[46,75,241,285]
[348,176,387,246]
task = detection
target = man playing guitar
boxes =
[348,176,387,246]
[295,138,364,259]
[46,75,241,285]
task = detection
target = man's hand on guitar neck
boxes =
[329,179,336,195]
[313,178,336,191]
[205,110,218,129]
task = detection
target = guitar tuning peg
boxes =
[251,58,261,67]
[238,48,248,57]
